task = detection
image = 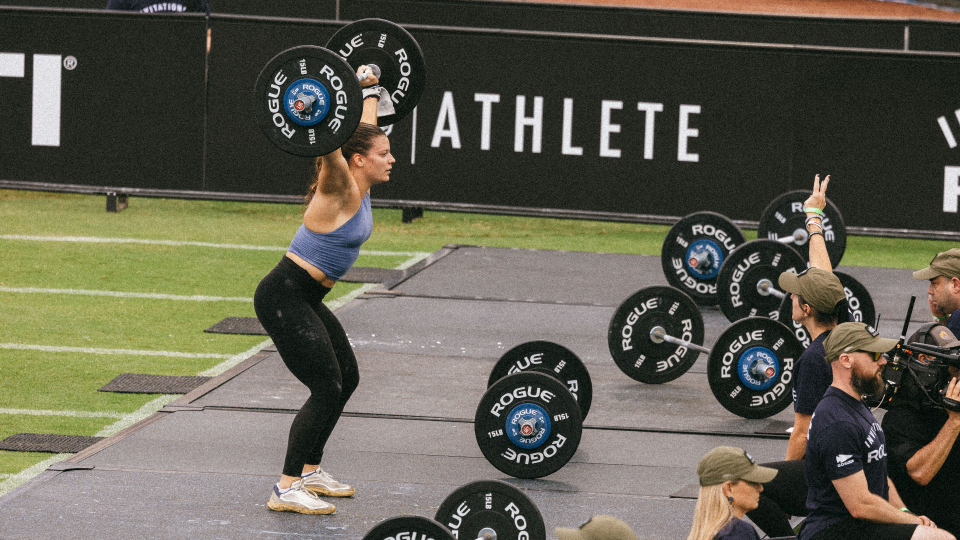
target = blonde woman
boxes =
[688,447,778,540]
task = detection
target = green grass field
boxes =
[0,189,952,494]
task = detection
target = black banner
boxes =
[370,28,960,231]
[0,8,207,190]
[202,15,342,195]
[340,0,960,53]
[1,9,958,233]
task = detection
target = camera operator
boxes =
[914,249,960,336]
[881,324,960,537]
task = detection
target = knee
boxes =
[341,371,359,400]
[307,378,343,406]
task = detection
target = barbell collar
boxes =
[776,228,809,246]
[476,528,497,540]
[756,279,786,299]
[650,326,711,355]
[688,250,713,271]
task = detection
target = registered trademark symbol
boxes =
[63,56,77,70]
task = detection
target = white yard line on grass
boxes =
[0,408,125,419]
[0,343,232,359]
[0,251,424,497]
[0,338,274,497]
[0,235,430,258]
[0,286,252,302]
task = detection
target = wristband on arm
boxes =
[804,206,824,215]
[805,216,823,231]
[362,85,382,99]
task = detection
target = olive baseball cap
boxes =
[696,446,777,487]
[778,268,846,313]
[556,515,637,540]
[913,248,960,281]
[823,322,898,363]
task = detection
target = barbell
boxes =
[253,19,426,156]
[362,479,545,540]
[607,285,803,419]
[661,191,849,306]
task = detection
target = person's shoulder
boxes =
[947,308,960,335]
[798,334,829,364]
[812,388,847,414]
[713,518,760,540]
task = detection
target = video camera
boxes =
[868,297,960,413]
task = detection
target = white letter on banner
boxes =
[945,166,960,213]
[678,104,701,162]
[514,95,543,153]
[431,91,461,149]
[474,93,500,151]
[32,54,62,147]
[599,100,622,158]
[561,98,583,156]
[0,52,25,77]
[637,102,664,160]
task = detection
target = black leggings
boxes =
[747,459,809,538]
[254,256,360,478]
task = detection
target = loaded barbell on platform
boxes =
[757,190,847,268]
[661,191,848,305]
[488,341,593,420]
[475,371,583,479]
[361,480,546,540]
[661,211,746,306]
[608,285,803,419]
[473,342,591,479]
[253,19,426,156]
[714,239,806,323]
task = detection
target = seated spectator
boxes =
[688,446,778,540]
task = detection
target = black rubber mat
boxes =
[203,317,267,335]
[669,482,701,499]
[756,419,794,436]
[98,374,211,394]
[340,266,404,283]
[0,433,104,453]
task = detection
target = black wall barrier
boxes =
[203,14,420,197]
[367,26,960,231]
[202,14,340,195]
[339,0,960,54]
[0,8,207,190]
[1,8,958,236]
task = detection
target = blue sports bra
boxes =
[287,194,373,281]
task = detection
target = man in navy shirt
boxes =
[914,249,960,337]
[801,323,952,540]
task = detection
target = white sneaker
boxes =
[301,468,355,497]
[267,479,336,514]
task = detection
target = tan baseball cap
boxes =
[778,268,846,314]
[823,322,898,363]
[556,515,637,540]
[908,323,960,349]
[913,248,960,281]
[696,446,777,487]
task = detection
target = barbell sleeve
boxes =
[775,228,809,245]
[756,279,786,299]
[650,326,711,355]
